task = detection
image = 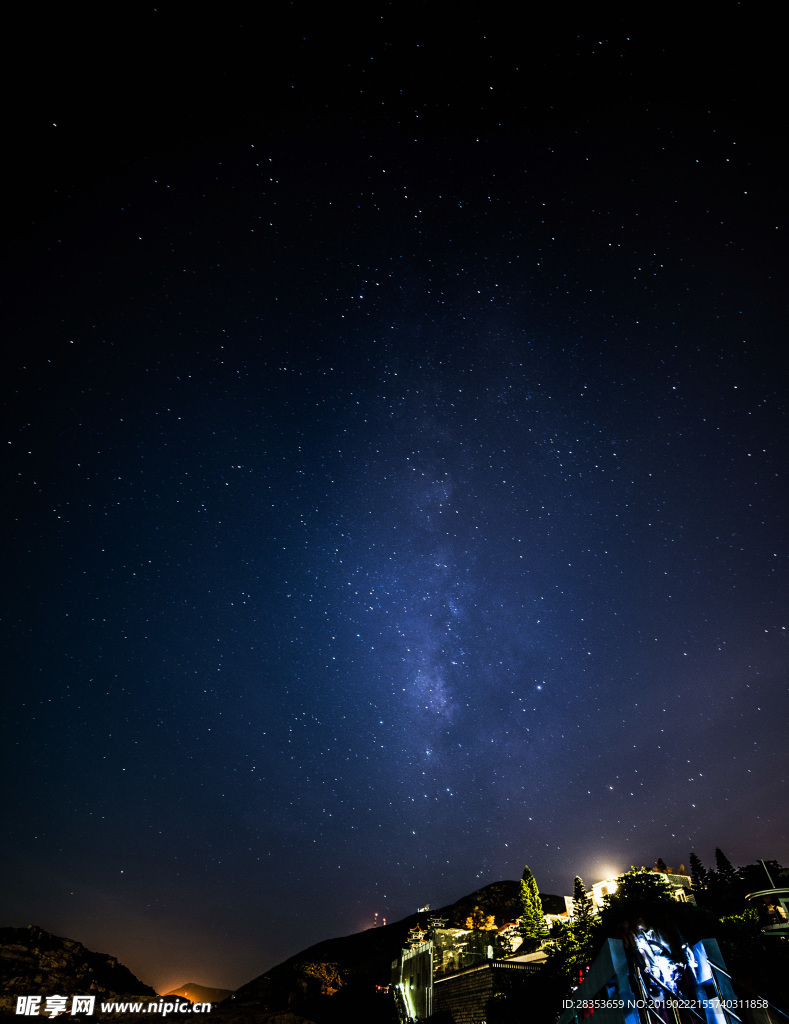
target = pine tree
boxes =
[689,852,707,897]
[715,848,738,886]
[519,865,547,948]
[544,882,600,1005]
[572,876,595,934]
[705,847,741,915]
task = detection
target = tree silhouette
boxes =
[689,852,707,898]
[703,848,741,915]
[715,848,738,885]
[599,867,677,936]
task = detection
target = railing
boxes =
[706,957,789,1024]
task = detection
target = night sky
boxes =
[2,4,787,995]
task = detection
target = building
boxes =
[432,955,546,1024]
[393,941,434,1021]
[392,918,543,1021]
[745,887,789,937]
[590,871,695,911]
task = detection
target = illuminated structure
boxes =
[558,935,739,1024]
[590,871,694,910]
[746,888,789,936]
[744,864,785,937]
[391,920,540,1021]
[393,941,433,1020]
[392,869,716,1020]
[392,940,544,1022]
[745,862,789,937]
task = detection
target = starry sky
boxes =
[2,3,787,995]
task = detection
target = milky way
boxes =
[1,4,787,994]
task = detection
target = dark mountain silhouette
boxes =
[0,880,561,1022]
[214,879,561,1023]
[0,925,157,1018]
[164,983,233,1004]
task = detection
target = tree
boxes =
[612,866,676,902]
[689,852,707,897]
[599,866,678,936]
[738,859,789,895]
[465,905,496,930]
[704,848,741,915]
[301,961,344,996]
[715,848,738,886]
[537,911,603,1020]
[572,876,595,935]
[519,865,547,949]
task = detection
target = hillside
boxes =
[0,925,157,1018]
[214,879,558,1023]
[164,982,233,1004]
[0,880,558,1022]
